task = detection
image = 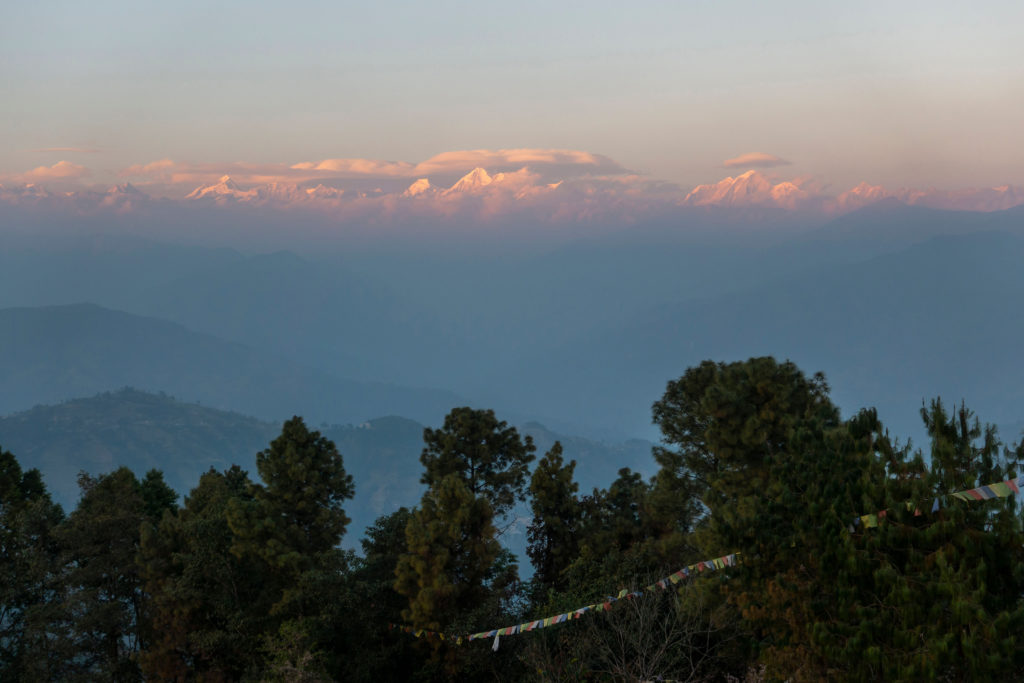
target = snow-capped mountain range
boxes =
[3,168,1023,218]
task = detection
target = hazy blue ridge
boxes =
[0,302,466,427]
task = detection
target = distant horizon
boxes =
[4,150,1024,228]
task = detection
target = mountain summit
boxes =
[402,178,432,197]
[445,167,494,195]
[185,175,256,201]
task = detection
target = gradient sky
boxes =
[3,1,1023,191]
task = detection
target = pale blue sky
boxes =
[3,0,1023,189]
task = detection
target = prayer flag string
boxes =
[388,552,739,647]
[390,473,1024,648]
[848,474,1024,533]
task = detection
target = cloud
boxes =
[722,152,791,169]
[290,158,417,177]
[415,149,625,176]
[32,147,101,154]
[11,160,91,181]
[120,158,176,177]
[292,148,628,181]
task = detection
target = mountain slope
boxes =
[0,388,277,505]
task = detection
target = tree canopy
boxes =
[420,406,536,520]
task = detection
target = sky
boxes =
[3,1,1024,198]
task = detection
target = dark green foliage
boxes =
[560,467,675,594]
[527,442,580,591]
[332,509,430,682]
[399,424,527,679]
[420,406,536,520]
[138,465,266,681]
[223,417,355,676]
[817,400,1024,680]
[139,469,178,521]
[651,358,884,678]
[395,474,504,632]
[229,416,354,571]
[139,418,357,680]
[0,446,65,681]
[651,358,1024,680]
[57,466,177,681]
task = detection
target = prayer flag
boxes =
[990,482,1012,497]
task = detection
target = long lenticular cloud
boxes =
[722,152,791,169]
[292,149,626,178]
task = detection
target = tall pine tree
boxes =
[226,417,355,676]
[0,447,65,681]
[420,407,536,521]
[527,442,580,592]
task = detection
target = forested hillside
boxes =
[3,358,1022,681]
[0,389,653,549]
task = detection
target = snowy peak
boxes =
[445,167,493,195]
[834,182,890,212]
[185,175,256,201]
[184,178,348,204]
[402,178,432,198]
[684,170,778,207]
[305,184,345,199]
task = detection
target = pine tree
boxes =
[420,407,536,521]
[138,465,266,681]
[57,467,177,681]
[224,417,355,677]
[331,509,429,682]
[394,474,502,632]
[0,447,65,681]
[527,442,580,591]
[229,416,354,573]
[394,472,523,678]
[651,358,851,678]
[823,400,1024,679]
